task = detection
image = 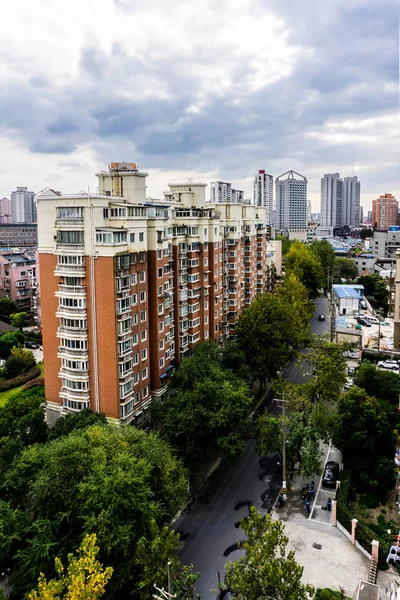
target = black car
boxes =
[356,317,371,327]
[322,461,339,488]
[318,314,325,321]
[25,342,39,349]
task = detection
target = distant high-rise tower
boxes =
[210,181,243,204]
[11,187,36,224]
[0,198,12,224]
[275,170,307,230]
[372,193,398,230]
[320,173,343,227]
[253,170,273,223]
[342,176,360,227]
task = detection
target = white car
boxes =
[367,316,380,324]
[377,360,399,370]
[344,377,354,390]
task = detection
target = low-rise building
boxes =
[0,224,37,247]
[333,284,365,315]
[0,251,36,314]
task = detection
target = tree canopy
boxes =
[153,342,252,471]
[310,240,336,289]
[4,345,36,378]
[0,424,188,598]
[356,273,388,303]
[236,275,312,383]
[284,242,324,298]
[333,386,395,504]
[334,258,358,282]
[354,361,400,406]
[223,507,314,600]
[10,311,29,331]
[0,297,18,320]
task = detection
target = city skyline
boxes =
[0,0,398,211]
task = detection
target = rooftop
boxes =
[333,284,364,299]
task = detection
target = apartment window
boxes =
[158,285,163,296]
[110,207,126,218]
[159,321,164,333]
[139,232,144,242]
[133,392,140,404]
[119,339,132,355]
[204,257,208,266]
[119,359,133,376]
[131,273,137,285]
[158,267,163,278]
[188,302,200,313]
[158,303,164,316]
[133,373,139,385]
[119,380,133,398]
[118,318,131,335]
[140,291,146,303]
[160,357,165,368]
[141,349,147,361]
[57,207,83,218]
[96,230,127,244]
[130,233,136,243]
[214,227,217,235]
[132,333,138,345]
[215,310,218,318]
[159,339,164,350]
[140,310,146,322]
[133,353,139,365]
[142,386,149,399]
[139,252,146,262]
[204,228,207,237]
[157,249,162,258]
[214,255,218,264]
[131,293,137,306]
[57,230,84,244]
[205,301,208,310]
[214,269,218,277]
[205,330,209,339]
[205,315,208,324]
[142,367,148,380]
[117,297,130,314]
[139,271,146,282]
[141,330,147,341]
[215,325,218,332]
[103,208,109,218]
[132,313,138,325]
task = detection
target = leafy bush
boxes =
[0,366,40,391]
[4,347,36,379]
[22,376,44,391]
[314,589,345,600]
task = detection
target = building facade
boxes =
[320,173,343,227]
[0,252,36,313]
[11,187,37,224]
[37,163,279,426]
[371,228,400,259]
[0,224,37,247]
[275,170,307,231]
[342,176,360,227]
[0,198,12,224]
[210,181,244,204]
[372,193,398,230]
[253,170,273,224]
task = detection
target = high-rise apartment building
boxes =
[11,187,37,224]
[37,163,277,426]
[342,176,360,227]
[372,193,398,230]
[210,181,244,204]
[253,170,273,224]
[0,198,12,224]
[275,170,308,230]
[320,173,343,227]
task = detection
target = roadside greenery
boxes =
[356,273,388,304]
[222,507,314,599]
[284,242,324,298]
[152,342,253,472]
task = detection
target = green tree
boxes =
[0,388,47,448]
[236,277,311,384]
[354,361,400,406]
[310,240,336,289]
[49,408,107,440]
[334,258,358,282]
[4,345,36,378]
[357,273,388,303]
[223,507,314,599]
[27,533,113,600]
[221,341,251,383]
[0,329,25,359]
[1,425,188,597]
[307,338,348,403]
[0,297,18,320]
[10,311,29,331]
[285,242,324,298]
[333,386,395,503]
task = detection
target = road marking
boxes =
[311,518,332,526]
[309,441,331,521]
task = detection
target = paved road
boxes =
[174,296,330,599]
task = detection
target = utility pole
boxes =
[153,562,176,600]
[376,308,383,352]
[274,392,288,500]
[330,270,335,342]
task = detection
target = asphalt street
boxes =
[174,295,330,599]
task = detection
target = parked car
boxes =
[318,314,325,321]
[25,342,39,349]
[377,360,399,370]
[322,461,340,488]
[356,317,371,327]
[367,316,380,325]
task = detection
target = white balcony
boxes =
[56,306,87,319]
[58,367,89,381]
[57,326,88,339]
[57,346,88,360]
[60,387,90,402]
[56,243,85,255]
[54,264,85,277]
[56,285,86,297]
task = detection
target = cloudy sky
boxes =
[0,0,399,211]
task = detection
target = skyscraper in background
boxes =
[253,170,273,224]
[11,187,36,223]
[0,198,12,224]
[342,176,361,227]
[210,181,243,203]
[372,193,398,229]
[275,170,307,230]
[320,173,343,227]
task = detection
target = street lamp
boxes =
[273,392,289,501]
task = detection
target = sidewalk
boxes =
[271,444,370,596]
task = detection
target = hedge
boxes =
[0,366,41,392]
[22,376,44,391]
